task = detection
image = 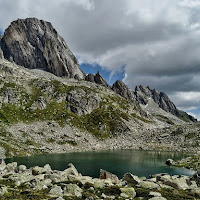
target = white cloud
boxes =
[169,92,200,111]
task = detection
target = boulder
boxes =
[1,18,85,79]
[137,181,160,189]
[149,191,162,197]
[64,183,82,198]
[149,197,167,200]
[120,187,136,198]
[32,166,44,175]
[49,185,63,197]
[100,169,119,184]
[16,165,27,173]
[0,159,6,171]
[93,178,105,188]
[123,173,142,185]
[6,162,17,172]
[63,163,79,177]
[165,159,174,166]
[190,171,200,186]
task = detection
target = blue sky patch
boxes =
[80,63,125,86]
[0,29,3,35]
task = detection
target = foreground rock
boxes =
[1,18,85,79]
[0,161,199,199]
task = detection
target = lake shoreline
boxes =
[0,160,199,199]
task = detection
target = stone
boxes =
[32,166,44,175]
[93,178,105,188]
[0,186,8,196]
[190,171,200,186]
[6,162,17,172]
[149,197,167,200]
[138,181,160,189]
[49,185,63,197]
[43,164,52,173]
[63,163,78,177]
[149,191,162,197]
[100,169,119,184]
[123,173,142,185]
[64,183,82,198]
[165,159,174,166]
[120,187,136,198]
[1,18,85,79]
[17,165,27,173]
[0,159,6,171]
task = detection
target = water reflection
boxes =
[6,149,195,178]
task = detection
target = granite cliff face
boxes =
[135,85,196,122]
[0,18,85,79]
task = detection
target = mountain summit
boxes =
[0,18,85,79]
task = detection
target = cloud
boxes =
[0,0,200,112]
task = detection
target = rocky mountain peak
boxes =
[94,71,109,87]
[85,71,109,87]
[112,80,135,102]
[135,85,196,122]
[0,18,85,79]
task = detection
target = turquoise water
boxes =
[5,149,195,178]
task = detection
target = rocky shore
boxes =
[166,154,200,171]
[0,160,199,199]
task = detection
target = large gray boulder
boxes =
[99,169,119,184]
[1,18,85,79]
[123,173,142,185]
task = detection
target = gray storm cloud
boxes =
[0,0,200,114]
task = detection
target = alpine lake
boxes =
[5,149,195,178]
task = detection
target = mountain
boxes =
[0,18,198,158]
[135,85,196,122]
[0,18,85,79]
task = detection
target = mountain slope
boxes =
[135,85,196,122]
[0,18,198,158]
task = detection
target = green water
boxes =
[5,150,195,178]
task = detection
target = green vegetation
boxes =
[0,78,152,140]
[131,113,152,123]
[156,115,175,125]
[171,127,183,136]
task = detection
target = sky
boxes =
[0,0,200,119]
